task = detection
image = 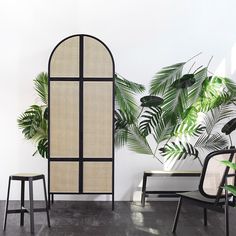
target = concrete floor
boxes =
[0,200,235,236]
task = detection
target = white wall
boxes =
[1,0,236,200]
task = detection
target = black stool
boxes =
[3,173,50,234]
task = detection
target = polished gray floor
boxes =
[0,200,236,236]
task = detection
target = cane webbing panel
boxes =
[50,81,79,157]
[50,37,79,77]
[83,162,112,192]
[50,162,79,192]
[84,36,113,78]
[83,82,113,158]
[202,153,236,196]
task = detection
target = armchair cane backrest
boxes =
[199,149,236,199]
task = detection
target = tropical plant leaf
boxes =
[139,107,162,136]
[195,132,228,152]
[173,124,205,138]
[222,77,236,97]
[115,128,128,148]
[187,68,207,107]
[202,105,236,136]
[181,106,198,125]
[221,160,236,170]
[115,74,145,117]
[223,185,236,196]
[34,72,48,105]
[159,141,199,160]
[150,62,185,95]
[153,119,174,145]
[127,126,153,155]
[221,118,236,135]
[115,109,131,130]
[161,86,187,124]
[17,105,43,139]
[34,138,48,158]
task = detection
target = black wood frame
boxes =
[48,34,115,210]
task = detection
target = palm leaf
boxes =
[127,125,153,155]
[195,132,228,152]
[161,86,187,124]
[173,124,205,138]
[202,105,236,136]
[115,128,128,148]
[159,141,199,160]
[223,185,236,196]
[17,105,43,139]
[115,74,145,116]
[139,107,162,136]
[187,68,207,107]
[222,77,236,97]
[222,160,236,170]
[153,119,174,145]
[150,62,185,95]
[34,72,48,105]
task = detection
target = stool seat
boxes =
[11,173,44,181]
[3,173,50,234]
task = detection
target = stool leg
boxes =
[141,174,147,207]
[3,177,11,231]
[42,176,50,227]
[20,180,25,226]
[29,178,34,234]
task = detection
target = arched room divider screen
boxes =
[48,34,115,209]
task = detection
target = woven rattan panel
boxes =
[84,36,113,78]
[50,37,79,77]
[50,162,79,192]
[50,81,79,157]
[83,82,113,158]
[203,153,236,196]
[83,162,112,193]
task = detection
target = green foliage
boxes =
[222,160,236,196]
[18,73,48,158]
[115,74,145,117]
[127,125,153,155]
[18,105,43,139]
[159,141,199,160]
[129,58,236,164]
[34,72,48,105]
[139,107,162,136]
[150,62,185,95]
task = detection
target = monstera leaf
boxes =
[221,118,236,135]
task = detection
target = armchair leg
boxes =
[204,208,207,226]
[172,197,182,233]
[225,190,229,236]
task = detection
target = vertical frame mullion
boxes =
[79,36,84,193]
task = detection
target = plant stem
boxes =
[188,61,196,73]
[186,52,202,63]
[193,65,203,74]
[136,107,144,119]
[229,134,233,147]
[207,56,213,68]
[197,156,203,167]
[153,154,163,164]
